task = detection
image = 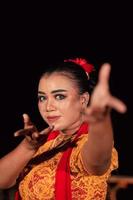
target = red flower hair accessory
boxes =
[64,58,94,74]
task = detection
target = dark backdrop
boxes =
[0,2,132,199]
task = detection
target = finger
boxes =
[25,135,32,142]
[14,126,34,137]
[23,113,33,127]
[39,126,54,135]
[14,129,25,137]
[98,63,111,86]
[108,96,127,113]
[32,132,40,140]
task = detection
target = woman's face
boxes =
[38,72,87,134]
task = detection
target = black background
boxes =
[0,2,132,199]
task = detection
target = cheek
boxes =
[60,100,82,115]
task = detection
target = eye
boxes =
[38,95,47,102]
[55,94,66,100]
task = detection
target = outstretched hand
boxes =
[14,114,53,149]
[84,63,127,123]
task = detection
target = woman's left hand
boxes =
[84,63,127,123]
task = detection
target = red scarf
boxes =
[15,123,88,200]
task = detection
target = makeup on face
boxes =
[38,73,84,134]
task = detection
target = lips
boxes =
[47,116,60,122]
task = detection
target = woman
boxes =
[0,58,127,199]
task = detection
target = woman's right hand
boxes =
[14,113,53,150]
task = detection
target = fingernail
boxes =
[14,133,17,137]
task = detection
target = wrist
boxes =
[20,139,37,154]
[89,107,111,124]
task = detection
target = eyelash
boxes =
[38,96,46,102]
[38,94,66,102]
[55,94,66,100]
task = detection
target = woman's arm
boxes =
[81,64,127,175]
[0,114,52,189]
[0,139,36,189]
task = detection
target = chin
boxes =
[52,123,66,131]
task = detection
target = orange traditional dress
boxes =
[18,124,118,200]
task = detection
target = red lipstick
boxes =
[47,116,60,122]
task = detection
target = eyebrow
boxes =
[38,89,67,94]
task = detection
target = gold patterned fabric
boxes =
[19,134,118,200]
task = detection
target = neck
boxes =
[61,119,84,136]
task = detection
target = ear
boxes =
[80,92,90,107]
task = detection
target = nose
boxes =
[46,99,55,112]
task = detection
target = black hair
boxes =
[38,61,96,95]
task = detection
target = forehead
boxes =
[38,72,78,92]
